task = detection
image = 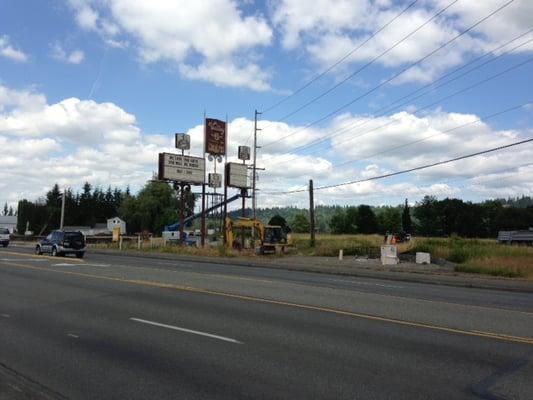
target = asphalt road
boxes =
[1,247,532,399]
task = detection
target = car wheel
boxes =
[51,247,58,257]
[75,252,84,259]
[35,245,42,255]
[2,243,7,248]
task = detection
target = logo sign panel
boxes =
[204,118,226,156]
[208,173,221,188]
[158,152,205,184]
[238,145,250,161]
[175,133,190,150]
[226,162,249,188]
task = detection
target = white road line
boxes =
[326,278,404,289]
[67,333,79,338]
[1,314,10,318]
[0,258,47,262]
[130,317,242,344]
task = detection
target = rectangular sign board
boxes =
[175,133,190,150]
[158,153,205,184]
[238,145,250,161]
[205,118,226,156]
[208,173,221,188]
[226,162,249,188]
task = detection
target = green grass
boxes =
[291,233,533,279]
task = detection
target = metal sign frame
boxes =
[158,152,205,184]
[225,162,249,189]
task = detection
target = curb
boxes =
[89,248,533,294]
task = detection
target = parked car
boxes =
[0,228,10,247]
[35,230,86,258]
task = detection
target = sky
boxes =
[1,0,532,211]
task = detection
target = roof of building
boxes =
[0,216,17,224]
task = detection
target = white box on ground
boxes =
[381,245,398,265]
[416,252,431,264]
[381,245,397,258]
[381,256,399,266]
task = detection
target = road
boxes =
[1,246,532,399]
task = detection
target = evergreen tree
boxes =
[290,213,310,233]
[2,202,8,216]
[402,199,412,233]
[356,205,377,234]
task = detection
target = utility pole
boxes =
[309,179,315,247]
[252,109,261,222]
[60,189,66,230]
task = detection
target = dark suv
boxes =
[36,230,86,258]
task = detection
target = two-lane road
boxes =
[1,247,532,399]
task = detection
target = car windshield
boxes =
[0,228,9,234]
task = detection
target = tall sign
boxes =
[238,145,250,161]
[175,133,190,150]
[158,153,205,184]
[226,162,249,189]
[204,118,226,156]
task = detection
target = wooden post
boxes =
[241,188,246,250]
[137,234,141,250]
[223,164,228,245]
[201,183,206,247]
[309,179,315,247]
[119,236,123,251]
[179,183,185,245]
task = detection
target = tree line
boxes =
[17,183,128,235]
[265,196,533,238]
[16,181,194,236]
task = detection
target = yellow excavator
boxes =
[225,217,291,255]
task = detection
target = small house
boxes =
[107,217,126,235]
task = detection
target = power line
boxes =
[261,0,515,150]
[331,101,532,169]
[264,52,533,168]
[265,137,533,194]
[268,0,459,124]
[263,29,533,165]
[261,0,420,115]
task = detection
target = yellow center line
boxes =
[0,250,85,263]
[1,260,532,346]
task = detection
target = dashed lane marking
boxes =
[130,317,242,344]
[1,259,533,346]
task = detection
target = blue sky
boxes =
[1,0,532,209]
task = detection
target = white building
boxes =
[107,217,126,234]
[0,216,17,233]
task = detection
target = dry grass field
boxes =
[291,233,533,279]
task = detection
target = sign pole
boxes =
[179,183,185,245]
[201,183,206,247]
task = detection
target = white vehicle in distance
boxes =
[0,228,10,247]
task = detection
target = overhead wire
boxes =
[265,0,459,125]
[331,100,532,169]
[263,137,533,194]
[261,0,516,150]
[264,51,533,169]
[262,29,533,166]
[260,0,421,115]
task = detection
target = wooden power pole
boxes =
[309,179,315,247]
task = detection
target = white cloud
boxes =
[271,0,533,84]
[67,0,273,91]
[1,83,531,209]
[0,35,28,63]
[51,42,85,64]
